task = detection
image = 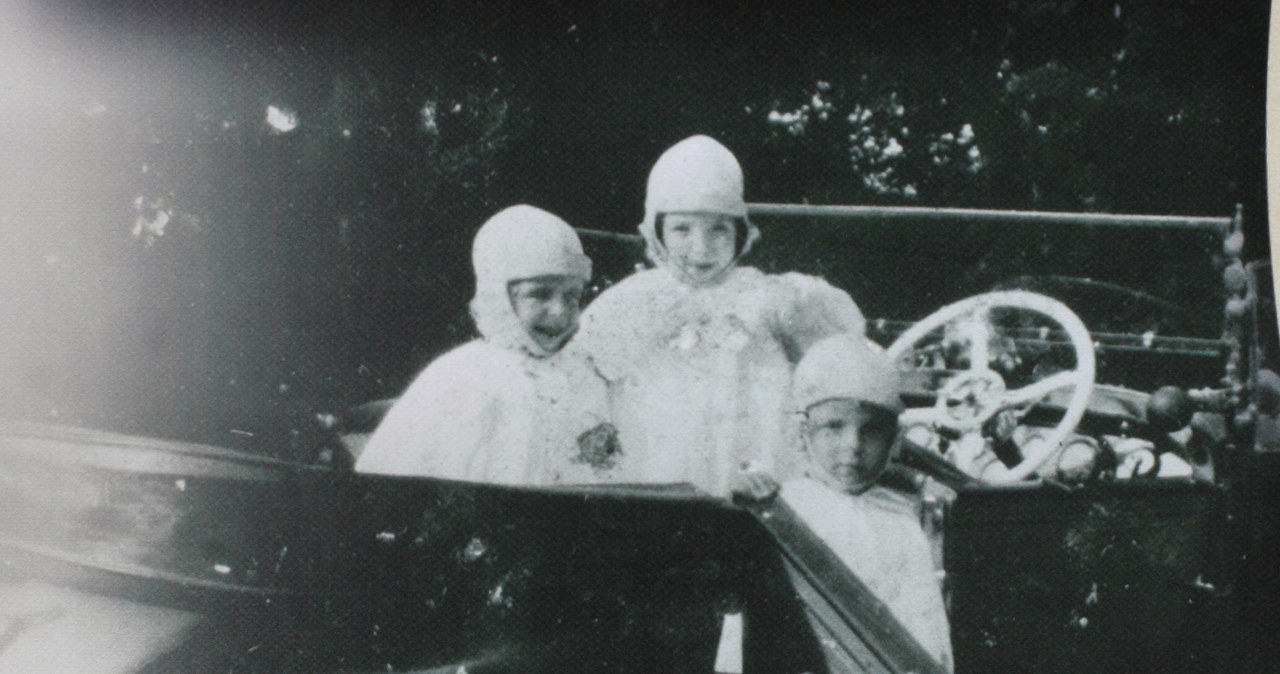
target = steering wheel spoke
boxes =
[888,291,1096,482]
[1001,370,1084,408]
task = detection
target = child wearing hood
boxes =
[575,135,866,498]
[356,205,621,485]
[783,333,953,671]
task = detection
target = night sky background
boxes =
[0,0,1270,454]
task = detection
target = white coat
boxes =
[575,265,865,496]
[782,477,954,672]
[355,340,614,484]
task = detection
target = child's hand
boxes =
[731,470,779,502]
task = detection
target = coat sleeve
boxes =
[354,346,495,478]
[773,272,867,362]
[575,276,651,382]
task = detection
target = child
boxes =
[356,205,621,485]
[783,333,954,671]
[575,135,866,497]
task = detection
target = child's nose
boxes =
[840,428,863,459]
[546,298,570,318]
[692,231,718,256]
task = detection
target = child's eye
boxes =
[671,224,691,234]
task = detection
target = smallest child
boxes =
[782,333,954,671]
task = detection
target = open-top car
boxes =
[0,203,1275,672]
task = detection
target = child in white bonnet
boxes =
[782,333,953,671]
[357,205,620,485]
[576,135,867,498]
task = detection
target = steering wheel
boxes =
[886,291,1096,482]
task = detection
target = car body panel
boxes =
[0,420,920,672]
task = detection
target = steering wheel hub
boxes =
[937,369,1007,430]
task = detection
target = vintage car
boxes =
[0,203,1275,673]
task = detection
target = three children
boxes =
[355,140,951,667]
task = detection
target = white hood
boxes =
[468,205,592,357]
[793,333,904,413]
[638,135,760,284]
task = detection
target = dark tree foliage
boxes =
[0,0,1268,447]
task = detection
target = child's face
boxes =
[660,213,737,285]
[507,275,585,353]
[803,398,897,495]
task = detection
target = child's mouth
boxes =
[532,325,572,344]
